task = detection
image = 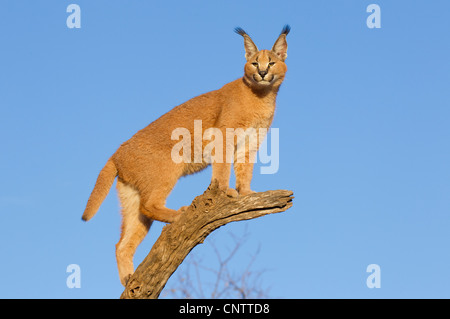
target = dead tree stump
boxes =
[120,181,294,299]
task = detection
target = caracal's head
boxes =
[235,25,290,90]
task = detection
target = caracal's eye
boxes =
[252,62,258,67]
[269,62,275,66]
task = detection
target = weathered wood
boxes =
[120,181,294,299]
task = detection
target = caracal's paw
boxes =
[120,273,132,287]
[225,188,239,198]
[239,189,256,196]
[170,210,184,223]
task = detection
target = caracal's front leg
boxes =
[234,130,261,195]
[211,162,238,197]
[234,162,256,195]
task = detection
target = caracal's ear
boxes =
[271,25,290,61]
[234,27,259,61]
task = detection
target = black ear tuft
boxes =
[234,27,247,37]
[281,24,291,36]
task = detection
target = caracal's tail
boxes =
[82,158,118,221]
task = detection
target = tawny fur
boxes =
[82,26,290,286]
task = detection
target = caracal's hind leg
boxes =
[116,180,153,286]
[139,187,183,223]
[138,170,184,223]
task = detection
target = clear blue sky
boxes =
[1,0,449,298]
